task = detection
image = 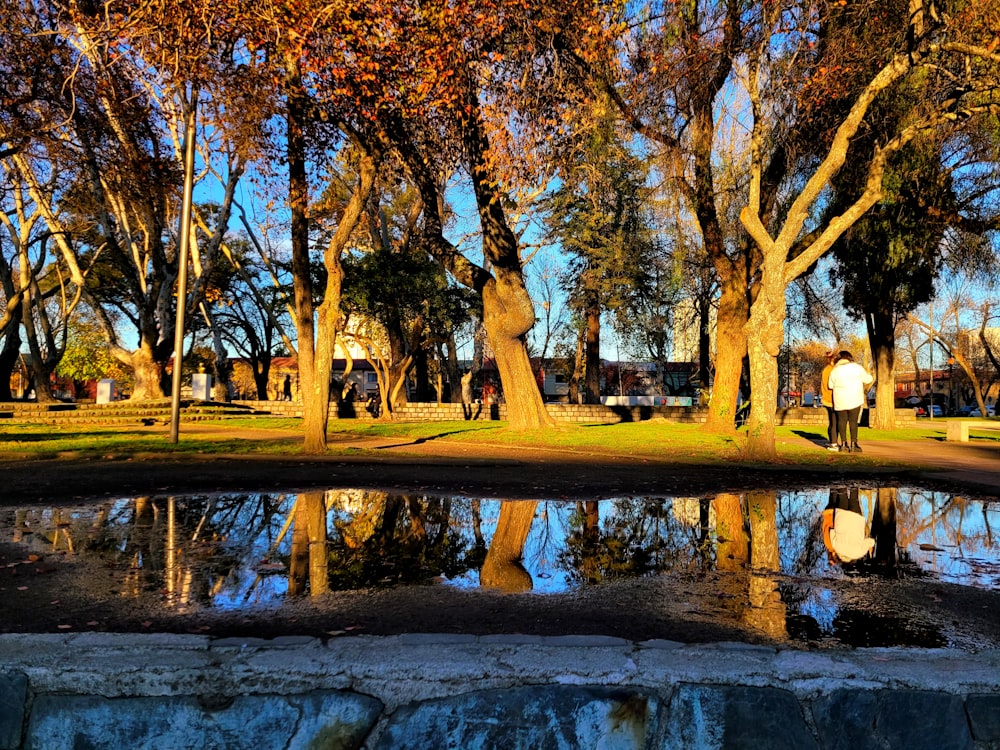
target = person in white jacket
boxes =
[827,350,874,453]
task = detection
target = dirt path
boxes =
[3,423,997,503]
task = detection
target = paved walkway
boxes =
[780,432,1000,494]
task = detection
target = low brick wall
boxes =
[1,634,997,750]
[238,400,917,428]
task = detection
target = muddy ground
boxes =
[0,447,998,650]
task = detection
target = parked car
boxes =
[956,405,975,417]
[915,404,943,417]
[968,406,996,417]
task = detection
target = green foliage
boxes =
[56,316,132,387]
[830,138,953,324]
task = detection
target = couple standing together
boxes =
[821,350,874,453]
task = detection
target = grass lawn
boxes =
[0,413,973,467]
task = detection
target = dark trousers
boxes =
[824,405,836,444]
[836,406,862,445]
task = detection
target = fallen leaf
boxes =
[16,586,28,591]
[57,624,72,630]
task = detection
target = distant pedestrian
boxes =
[282,374,292,402]
[827,350,873,453]
[820,350,837,450]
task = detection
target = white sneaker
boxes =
[826,443,840,451]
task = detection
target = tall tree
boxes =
[544,111,660,404]
[739,0,1000,457]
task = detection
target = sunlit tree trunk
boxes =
[126,341,166,400]
[744,263,786,459]
[705,278,749,433]
[480,242,554,429]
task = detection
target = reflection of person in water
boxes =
[822,487,875,567]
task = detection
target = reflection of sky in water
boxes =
[3,488,998,611]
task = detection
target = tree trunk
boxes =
[483,271,553,429]
[704,277,749,433]
[128,342,166,400]
[480,500,537,592]
[0,304,22,401]
[568,328,584,405]
[584,298,601,404]
[697,295,712,403]
[744,269,786,460]
[253,362,271,401]
[867,309,896,429]
[444,336,464,404]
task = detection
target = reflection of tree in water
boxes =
[713,492,787,640]
[480,501,537,592]
[288,492,328,596]
[557,498,692,584]
[324,493,474,590]
[79,493,289,607]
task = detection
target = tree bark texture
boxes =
[867,310,897,429]
[584,299,601,404]
[744,265,786,460]
[704,277,749,433]
[129,341,166,400]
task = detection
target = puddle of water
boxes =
[1,487,997,648]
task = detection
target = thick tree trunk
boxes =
[744,271,786,460]
[483,270,554,429]
[704,278,749,433]
[129,342,166,400]
[866,310,896,429]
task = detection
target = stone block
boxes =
[967,694,1000,741]
[0,672,27,750]
[662,684,818,749]
[25,691,381,750]
[876,690,971,750]
[374,685,658,750]
[813,689,972,750]
[811,689,881,750]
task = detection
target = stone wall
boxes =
[239,400,918,427]
[1,634,997,749]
